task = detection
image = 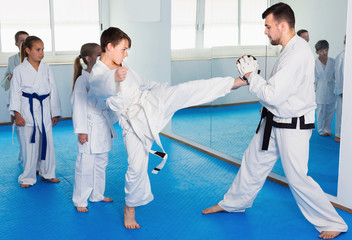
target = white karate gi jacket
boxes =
[9,58,61,129]
[315,57,336,104]
[1,53,20,91]
[335,50,345,96]
[71,70,117,154]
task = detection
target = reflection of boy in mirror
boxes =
[314,40,336,137]
[334,35,346,142]
[297,29,309,42]
[203,3,347,239]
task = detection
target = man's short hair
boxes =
[262,2,295,29]
[15,31,29,42]
[297,29,308,37]
[315,40,329,51]
[100,27,131,53]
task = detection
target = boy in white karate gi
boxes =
[9,36,61,188]
[1,31,29,163]
[88,27,246,229]
[71,43,117,212]
[314,40,336,136]
[203,3,347,239]
[334,36,346,142]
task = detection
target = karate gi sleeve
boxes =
[48,67,61,118]
[8,68,22,115]
[247,52,305,106]
[71,77,88,134]
[1,58,14,91]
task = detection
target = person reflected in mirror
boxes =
[314,40,336,137]
[297,29,309,42]
[334,35,346,143]
[203,3,347,239]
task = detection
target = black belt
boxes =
[22,92,50,160]
[256,107,315,151]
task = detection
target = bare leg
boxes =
[40,177,60,183]
[76,207,88,213]
[124,205,140,229]
[202,204,226,214]
[102,197,113,202]
[318,231,341,239]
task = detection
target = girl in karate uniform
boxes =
[71,43,117,212]
[9,36,61,188]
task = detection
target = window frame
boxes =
[0,0,109,65]
[171,0,279,61]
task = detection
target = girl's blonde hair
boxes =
[72,43,100,91]
[20,36,43,62]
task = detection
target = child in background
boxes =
[88,27,246,229]
[314,40,336,136]
[1,31,29,164]
[71,43,117,212]
[9,36,61,188]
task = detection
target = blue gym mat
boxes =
[0,115,350,240]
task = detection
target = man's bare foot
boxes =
[102,197,113,202]
[335,137,340,142]
[76,206,88,213]
[40,177,60,183]
[20,184,30,188]
[124,205,140,229]
[202,204,226,214]
[318,231,341,239]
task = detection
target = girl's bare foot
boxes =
[202,204,226,214]
[318,231,341,239]
[20,184,30,188]
[124,205,140,229]
[76,207,88,213]
[102,197,113,202]
[40,177,60,183]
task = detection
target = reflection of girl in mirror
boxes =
[9,36,61,188]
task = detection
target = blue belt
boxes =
[22,92,50,160]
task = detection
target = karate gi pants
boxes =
[316,103,335,135]
[124,77,234,207]
[17,125,57,185]
[72,152,109,207]
[219,118,348,232]
[335,95,343,138]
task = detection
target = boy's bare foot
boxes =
[40,177,60,183]
[202,204,226,214]
[102,197,113,202]
[20,184,30,188]
[318,231,341,239]
[76,207,88,213]
[124,205,140,229]
[335,137,340,142]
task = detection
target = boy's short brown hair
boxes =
[100,27,131,52]
[15,31,29,42]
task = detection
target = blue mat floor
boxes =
[172,103,341,196]
[0,116,350,240]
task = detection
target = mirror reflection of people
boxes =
[297,29,309,42]
[314,40,336,137]
[202,3,347,239]
[334,35,346,142]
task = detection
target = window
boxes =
[0,0,101,63]
[171,0,275,59]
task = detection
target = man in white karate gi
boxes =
[203,3,348,239]
[334,36,346,142]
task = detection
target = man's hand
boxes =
[115,67,128,82]
[15,112,25,126]
[236,55,259,80]
[52,116,59,127]
[78,134,88,145]
[8,74,13,81]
